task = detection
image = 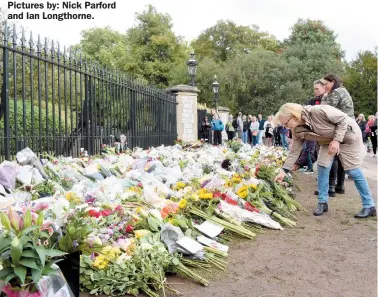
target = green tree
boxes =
[191,20,279,62]
[343,49,377,116]
[220,50,308,115]
[284,18,344,59]
[280,19,345,97]
[124,5,187,87]
[77,27,127,70]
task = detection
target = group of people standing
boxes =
[274,73,376,219]
[201,112,278,146]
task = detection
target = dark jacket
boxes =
[295,140,317,167]
[243,120,249,131]
[278,126,288,134]
[258,119,265,130]
[307,95,322,106]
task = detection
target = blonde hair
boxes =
[358,114,365,121]
[273,103,304,126]
[242,115,246,120]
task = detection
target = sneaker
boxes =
[304,169,314,174]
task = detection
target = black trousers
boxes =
[329,155,345,188]
[227,131,235,141]
[213,130,222,145]
[372,134,377,155]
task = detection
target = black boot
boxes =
[314,189,336,197]
[336,159,345,194]
[354,207,377,218]
[335,185,345,194]
[313,203,328,216]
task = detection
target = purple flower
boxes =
[201,180,210,188]
[90,252,96,260]
[73,240,79,250]
[85,194,96,204]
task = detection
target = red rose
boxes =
[213,192,222,198]
[244,202,259,213]
[125,225,134,233]
[101,209,112,217]
[88,210,101,218]
[115,205,123,212]
[137,182,143,188]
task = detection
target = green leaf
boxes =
[36,212,44,226]
[0,267,13,278]
[5,273,17,283]
[147,216,160,232]
[23,209,32,230]
[14,265,27,284]
[21,250,39,258]
[10,237,23,265]
[45,249,67,257]
[20,226,40,236]
[0,212,11,231]
[35,246,46,267]
[42,265,59,275]
[31,268,42,284]
[171,257,180,266]
[19,258,40,270]
[0,235,12,252]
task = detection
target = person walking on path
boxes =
[225,115,236,141]
[321,74,355,195]
[356,114,367,144]
[258,114,265,145]
[264,116,274,147]
[278,124,289,150]
[201,116,211,142]
[250,116,260,146]
[274,103,376,218]
[369,113,377,157]
[242,115,249,144]
[211,114,224,145]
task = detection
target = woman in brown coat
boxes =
[274,103,376,218]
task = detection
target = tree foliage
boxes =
[123,5,187,87]
[284,18,344,59]
[343,49,377,116]
[191,20,279,62]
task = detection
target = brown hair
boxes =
[323,74,342,91]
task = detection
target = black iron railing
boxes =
[0,22,177,160]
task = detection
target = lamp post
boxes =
[187,51,198,86]
[212,75,219,112]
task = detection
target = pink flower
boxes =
[101,209,112,217]
[34,202,49,212]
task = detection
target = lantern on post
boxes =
[212,75,219,111]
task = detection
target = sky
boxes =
[1,0,378,61]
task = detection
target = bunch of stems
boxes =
[180,258,212,272]
[173,262,209,286]
[205,252,228,271]
[190,207,256,239]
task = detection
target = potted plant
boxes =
[0,207,67,297]
[57,209,102,297]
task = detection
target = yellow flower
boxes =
[199,193,213,199]
[192,194,199,201]
[176,181,186,189]
[178,199,187,209]
[236,185,248,199]
[134,229,150,239]
[225,181,233,187]
[249,184,257,190]
[92,255,109,270]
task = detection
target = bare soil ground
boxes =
[81,157,377,297]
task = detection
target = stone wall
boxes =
[167,85,199,142]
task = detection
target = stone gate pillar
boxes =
[167,85,200,142]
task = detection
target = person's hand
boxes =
[293,164,300,171]
[329,140,340,155]
[274,169,287,182]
